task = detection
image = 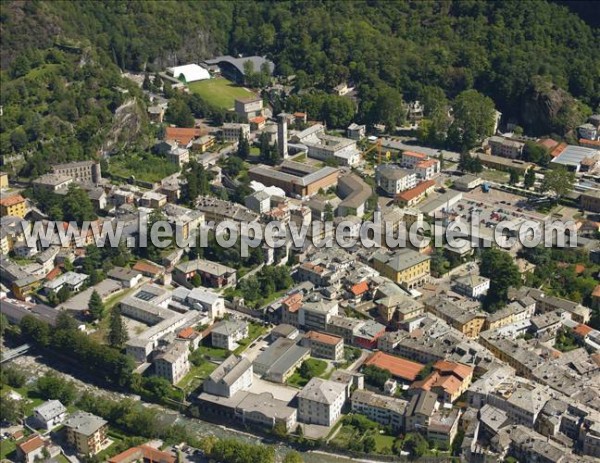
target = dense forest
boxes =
[1,1,598,171]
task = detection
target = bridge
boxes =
[0,344,31,364]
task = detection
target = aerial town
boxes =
[0,2,599,463]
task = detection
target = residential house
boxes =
[108,445,176,463]
[16,435,59,463]
[395,180,436,207]
[0,193,27,218]
[222,123,250,142]
[424,297,487,338]
[107,267,143,288]
[33,400,67,430]
[351,390,408,432]
[154,341,191,385]
[211,320,248,351]
[454,275,490,299]
[173,258,237,288]
[371,248,430,289]
[487,136,524,159]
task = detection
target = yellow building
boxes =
[0,172,8,189]
[0,194,26,218]
[371,248,430,289]
[424,297,487,338]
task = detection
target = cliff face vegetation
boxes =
[1,0,598,172]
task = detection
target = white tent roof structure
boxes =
[168,64,210,83]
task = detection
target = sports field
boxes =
[188,77,256,109]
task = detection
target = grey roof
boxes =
[371,248,430,273]
[63,411,107,436]
[254,337,307,374]
[377,164,413,180]
[351,389,408,415]
[271,324,299,338]
[267,344,310,378]
[338,174,372,209]
[236,391,296,420]
[34,400,66,421]
[206,354,252,387]
[155,341,189,364]
[0,299,59,327]
[204,55,274,76]
[298,377,346,405]
[249,164,338,188]
[212,320,248,337]
[107,266,141,281]
[552,145,599,168]
[406,390,437,417]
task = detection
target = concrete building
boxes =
[581,189,600,213]
[32,173,73,194]
[154,341,191,385]
[51,160,101,184]
[211,320,248,351]
[222,123,250,142]
[415,158,440,180]
[63,411,108,455]
[395,180,436,207]
[347,123,366,140]
[245,190,271,214]
[173,258,237,288]
[337,174,372,218]
[297,378,347,426]
[424,297,486,338]
[166,147,190,168]
[234,96,263,121]
[375,165,418,197]
[487,136,524,159]
[248,160,339,198]
[304,133,360,166]
[401,151,428,169]
[302,331,344,361]
[253,337,310,383]
[43,271,88,295]
[351,389,408,431]
[203,354,253,398]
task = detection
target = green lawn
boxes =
[196,345,230,361]
[287,358,328,388]
[0,439,17,460]
[480,168,509,183]
[188,78,256,109]
[177,360,217,391]
[373,434,396,453]
[233,323,268,355]
[108,152,179,184]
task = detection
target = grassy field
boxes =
[287,358,328,388]
[178,360,217,391]
[188,78,256,109]
[0,439,17,460]
[108,152,179,184]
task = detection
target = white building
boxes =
[172,286,225,319]
[33,400,67,430]
[401,151,428,169]
[211,320,248,350]
[43,272,88,295]
[203,354,253,397]
[578,123,598,141]
[234,97,263,122]
[167,147,190,168]
[303,133,361,167]
[167,64,210,83]
[154,341,190,385]
[351,390,408,432]
[245,190,271,214]
[454,275,490,299]
[375,165,417,196]
[297,378,347,426]
[415,158,440,180]
[347,123,366,140]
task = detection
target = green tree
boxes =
[362,364,392,390]
[191,273,202,287]
[0,396,22,423]
[0,313,8,338]
[88,290,105,320]
[363,435,377,453]
[107,307,128,348]
[37,372,77,405]
[57,285,72,303]
[524,169,536,189]
[447,90,496,150]
[236,131,250,160]
[541,166,575,198]
[1,366,27,388]
[509,169,519,185]
[480,248,521,310]
[522,141,550,166]
[56,311,79,331]
[402,433,428,459]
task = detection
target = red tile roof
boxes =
[433,360,474,380]
[18,435,45,454]
[397,180,436,202]
[350,281,369,296]
[249,116,266,124]
[45,267,62,281]
[133,261,162,275]
[0,194,25,207]
[178,327,200,339]
[416,159,438,168]
[165,127,202,146]
[573,324,593,337]
[550,142,567,158]
[282,293,303,313]
[403,150,427,159]
[364,351,424,382]
[108,445,176,463]
[592,284,600,298]
[305,330,343,346]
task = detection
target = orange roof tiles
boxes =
[0,194,25,207]
[178,327,199,339]
[350,281,369,296]
[579,138,600,147]
[416,159,438,168]
[592,284,600,298]
[538,138,560,150]
[249,116,266,124]
[18,435,45,454]
[165,127,202,146]
[306,330,343,346]
[133,261,162,275]
[403,150,427,159]
[293,112,307,117]
[282,293,303,313]
[550,142,567,158]
[45,267,62,281]
[573,324,593,337]
[108,445,176,463]
[397,180,436,202]
[433,360,473,380]
[364,351,424,382]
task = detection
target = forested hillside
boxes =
[1,0,598,172]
